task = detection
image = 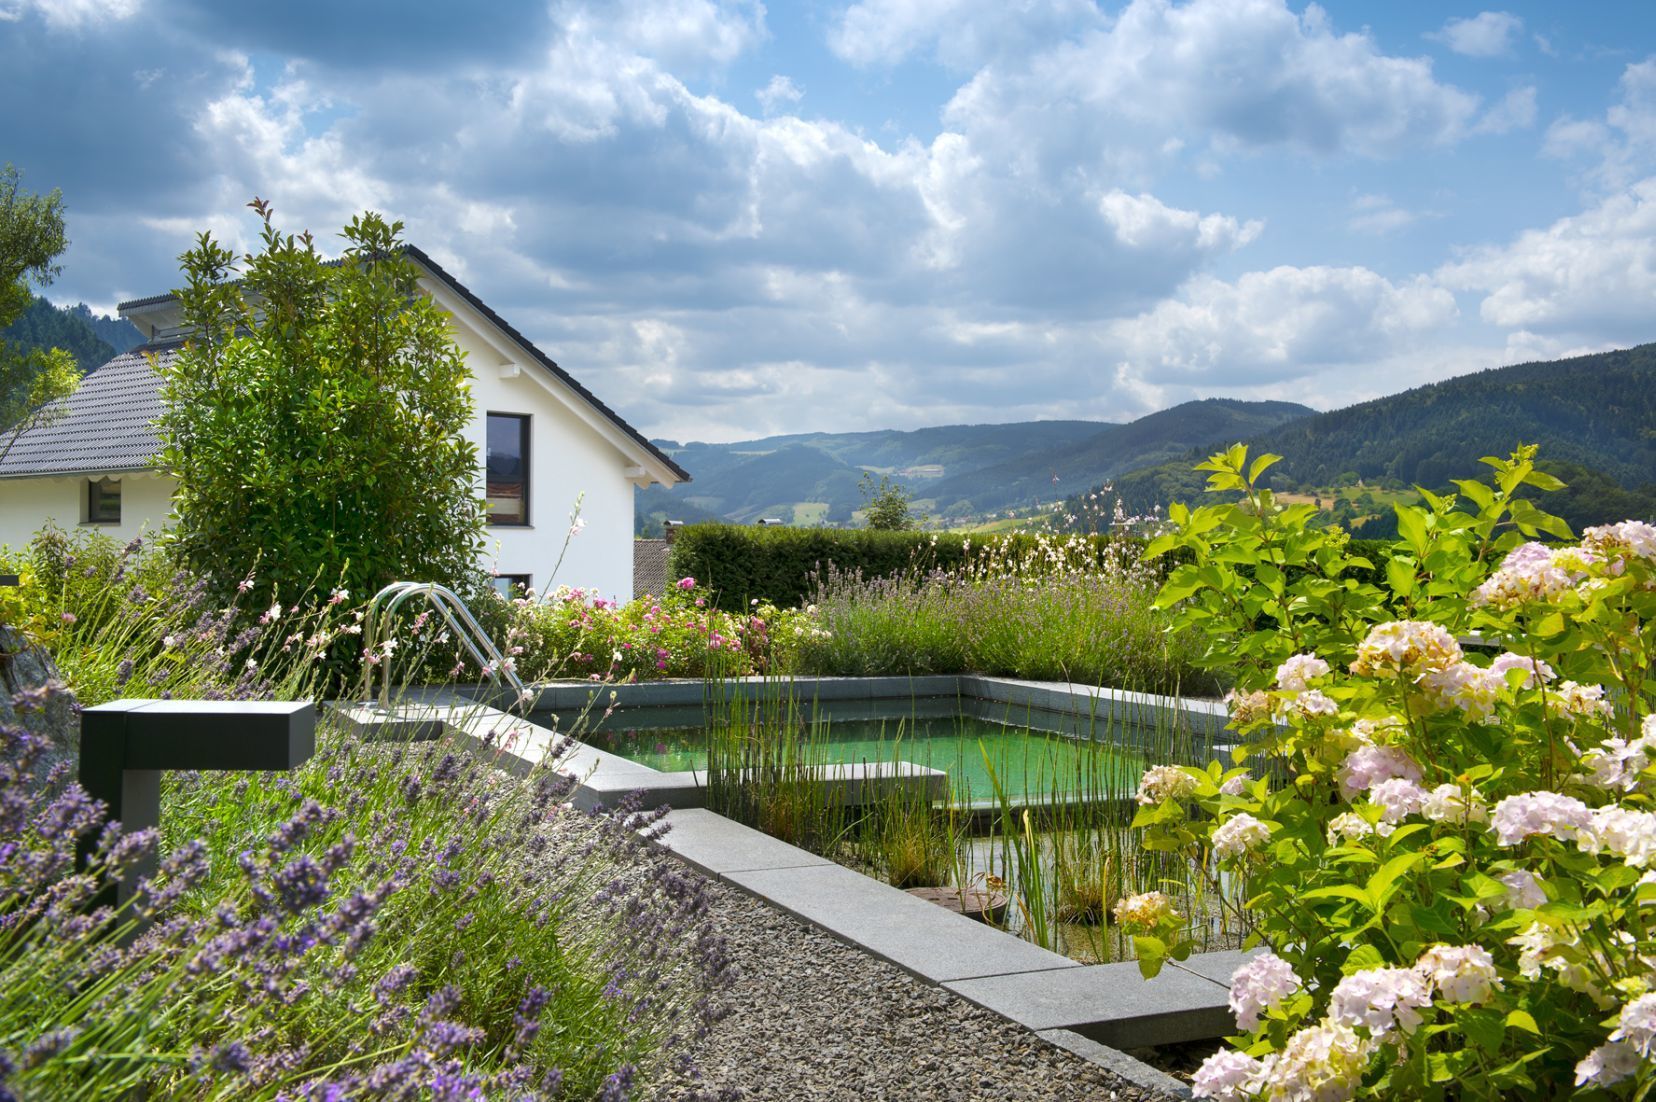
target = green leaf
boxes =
[1134,936,1167,979]
[1505,1010,1539,1035]
[1460,1008,1506,1055]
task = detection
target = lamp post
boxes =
[78,699,316,908]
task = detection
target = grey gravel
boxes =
[652,874,1179,1102]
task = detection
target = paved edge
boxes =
[1037,1029,1194,1100]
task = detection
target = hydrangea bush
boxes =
[1125,444,1656,1100]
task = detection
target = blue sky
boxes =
[4,0,1656,442]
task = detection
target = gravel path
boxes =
[653,875,1180,1102]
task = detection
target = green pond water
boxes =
[585,712,1151,802]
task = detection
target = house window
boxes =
[492,574,531,599]
[86,478,121,525]
[486,413,530,525]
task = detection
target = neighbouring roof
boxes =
[108,245,689,484]
[633,539,670,600]
[0,342,179,478]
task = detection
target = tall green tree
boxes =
[157,200,487,603]
[0,164,80,464]
[858,471,918,531]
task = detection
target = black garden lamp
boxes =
[79,699,316,908]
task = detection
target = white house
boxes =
[0,247,689,601]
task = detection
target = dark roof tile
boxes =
[0,343,177,478]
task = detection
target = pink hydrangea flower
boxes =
[1367,777,1428,823]
[1329,966,1433,1037]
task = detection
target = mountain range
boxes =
[1077,343,1656,536]
[637,398,1314,533]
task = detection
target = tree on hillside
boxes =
[859,472,917,530]
[157,200,487,604]
[0,164,80,464]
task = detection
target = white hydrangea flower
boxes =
[1113,890,1178,931]
[1351,620,1461,678]
[1275,653,1331,693]
[1490,791,1593,846]
[1135,765,1198,806]
[1256,1021,1370,1102]
[1327,812,1377,846]
[1329,966,1434,1038]
[1470,542,1578,609]
[1488,651,1555,687]
[1611,993,1656,1056]
[1415,944,1502,1005]
[1279,689,1339,720]
[1193,1049,1265,1101]
[1578,730,1656,792]
[1229,950,1301,1031]
[1338,745,1424,801]
[1575,1041,1641,1088]
[1366,777,1428,824]
[1219,772,1251,797]
[1582,805,1656,868]
[1213,813,1272,859]
[1417,661,1504,722]
[1547,681,1614,720]
[1497,869,1547,911]
[1421,783,1488,825]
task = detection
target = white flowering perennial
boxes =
[1328,967,1433,1039]
[1279,689,1339,720]
[1547,680,1615,720]
[1135,765,1198,806]
[1229,951,1301,1030]
[1470,542,1579,609]
[1489,791,1594,846]
[1575,1040,1642,1089]
[1192,1048,1266,1102]
[1583,519,1656,563]
[1213,813,1272,859]
[1350,620,1461,679]
[1326,812,1378,846]
[1256,1021,1370,1102]
[1420,783,1488,825]
[1219,771,1252,797]
[1275,653,1331,693]
[1497,869,1547,911]
[1416,661,1505,722]
[1112,890,1178,931]
[1415,944,1501,1005]
[1337,745,1424,802]
[1365,777,1428,824]
[1578,725,1656,792]
[1581,805,1656,868]
[1487,651,1555,687]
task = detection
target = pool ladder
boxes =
[362,581,531,711]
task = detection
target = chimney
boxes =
[663,520,684,545]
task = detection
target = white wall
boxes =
[0,473,175,554]
[445,303,641,601]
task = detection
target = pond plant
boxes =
[1129,444,1656,1100]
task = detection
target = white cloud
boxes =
[1474,85,1537,135]
[756,74,802,115]
[1429,12,1523,58]
[1097,190,1262,252]
[1545,57,1656,189]
[942,0,1484,164]
[0,0,140,29]
[1109,265,1458,387]
[1438,176,1656,337]
[1348,194,1419,235]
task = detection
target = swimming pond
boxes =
[548,696,1178,803]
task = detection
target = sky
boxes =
[4,0,1656,444]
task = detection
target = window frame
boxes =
[84,477,122,526]
[485,412,532,527]
[491,573,532,600]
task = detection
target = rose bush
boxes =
[1128,444,1656,1100]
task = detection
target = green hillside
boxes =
[1,294,116,373]
[1078,345,1656,534]
[636,399,1314,532]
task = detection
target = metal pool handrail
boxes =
[362,581,529,710]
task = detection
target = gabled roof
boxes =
[0,342,179,478]
[12,246,689,484]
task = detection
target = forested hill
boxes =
[1086,344,1656,534]
[1,295,143,373]
[636,398,1313,533]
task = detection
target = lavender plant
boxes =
[0,682,731,1099]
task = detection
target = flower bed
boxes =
[1120,445,1656,1100]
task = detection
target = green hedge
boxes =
[665,525,1131,611]
[666,524,1400,613]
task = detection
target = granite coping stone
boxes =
[944,960,1236,1048]
[725,861,1081,985]
[657,808,835,876]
